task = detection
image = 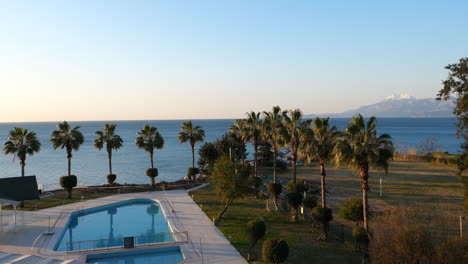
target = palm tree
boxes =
[94,123,123,184]
[50,121,84,177]
[135,125,164,186]
[178,120,205,177]
[243,111,263,178]
[301,117,339,240]
[3,128,41,177]
[283,109,311,192]
[262,106,287,184]
[229,119,247,162]
[3,127,41,207]
[334,115,393,231]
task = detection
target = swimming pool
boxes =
[55,199,173,251]
[86,246,184,264]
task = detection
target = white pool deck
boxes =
[0,188,248,264]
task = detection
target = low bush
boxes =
[187,167,199,180]
[107,174,116,185]
[263,160,288,169]
[352,226,369,245]
[287,192,303,222]
[286,178,308,193]
[262,238,289,264]
[311,207,333,223]
[303,195,318,209]
[247,220,267,260]
[267,183,283,198]
[60,175,77,199]
[249,176,263,198]
[339,198,363,226]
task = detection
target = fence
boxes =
[66,231,189,253]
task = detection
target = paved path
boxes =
[0,189,247,264]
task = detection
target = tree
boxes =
[267,182,282,211]
[263,106,287,184]
[211,156,250,220]
[243,111,263,177]
[94,123,123,185]
[286,192,303,223]
[339,198,364,226]
[3,128,41,177]
[283,109,311,191]
[197,142,220,174]
[262,238,289,264]
[178,120,205,180]
[334,115,393,230]
[436,57,468,214]
[135,125,164,186]
[417,137,443,155]
[3,127,41,207]
[301,117,339,240]
[246,220,266,261]
[215,132,247,162]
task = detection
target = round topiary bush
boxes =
[187,167,199,180]
[339,198,363,226]
[303,196,318,209]
[286,178,308,193]
[353,226,369,245]
[107,174,117,185]
[286,192,303,208]
[249,176,263,198]
[262,238,289,264]
[247,219,267,260]
[311,207,333,223]
[146,168,159,177]
[60,175,77,199]
[267,183,283,198]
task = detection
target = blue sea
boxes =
[0,118,462,190]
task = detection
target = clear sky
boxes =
[0,0,467,122]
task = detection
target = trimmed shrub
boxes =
[249,176,263,198]
[247,220,266,260]
[286,178,308,193]
[303,196,318,209]
[107,174,116,185]
[339,198,363,226]
[60,175,77,199]
[264,160,288,169]
[187,167,199,180]
[286,192,303,209]
[267,183,283,198]
[262,238,289,264]
[311,207,333,223]
[353,226,369,245]
[146,168,159,177]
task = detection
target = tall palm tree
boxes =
[243,111,263,178]
[283,109,311,192]
[50,121,84,177]
[178,120,205,169]
[3,128,41,177]
[94,123,123,184]
[229,119,247,162]
[262,106,287,184]
[334,115,393,231]
[301,117,340,240]
[135,125,164,186]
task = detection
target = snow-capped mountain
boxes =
[306,94,454,118]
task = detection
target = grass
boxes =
[1,189,115,211]
[190,159,465,263]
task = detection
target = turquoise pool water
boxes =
[86,246,184,264]
[55,199,173,251]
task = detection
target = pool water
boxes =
[86,246,184,264]
[55,199,173,251]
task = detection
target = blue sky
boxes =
[0,0,467,121]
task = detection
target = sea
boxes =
[0,118,462,190]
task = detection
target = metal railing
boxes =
[66,231,189,253]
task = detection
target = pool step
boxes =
[10,255,44,264]
[37,258,66,264]
[0,254,23,264]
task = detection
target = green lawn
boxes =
[190,159,465,263]
[1,189,115,211]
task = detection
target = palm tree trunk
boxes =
[150,150,154,169]
[319,160,328,240]
[254,142,258,178]
[360,166,370,231]
[108,149,112,175]
[20,159,25,177]
[67,148,72,176]
[273,146,277,184]
[191,144,195,168]
[292,152,297,192]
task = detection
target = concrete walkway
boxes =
[0,189,247,264]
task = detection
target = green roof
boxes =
[0,176,40,201]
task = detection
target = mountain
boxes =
[306,94,454,118]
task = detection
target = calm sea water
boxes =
[0,118,461,190]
